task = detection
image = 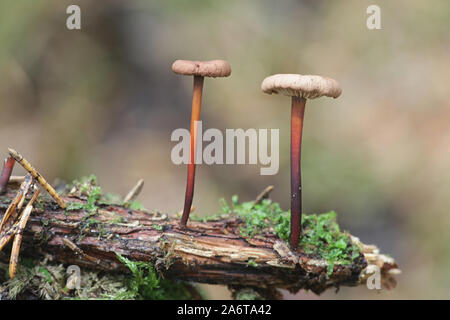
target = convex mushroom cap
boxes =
[172,60,231,78]
[261,74,342,99]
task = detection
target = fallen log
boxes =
[0,182,400,296]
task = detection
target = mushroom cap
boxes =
[172,60,231,78]
[261,74,342,99]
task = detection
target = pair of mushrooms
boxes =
[172,60,341,249]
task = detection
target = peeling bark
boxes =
[0,189,399,295]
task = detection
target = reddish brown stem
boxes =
[290,96,306,249]
[0,157,15,195]
[181,75,204,227]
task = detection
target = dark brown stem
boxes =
[181,75,204,227]
[0,157,15,195]
[290,96,306,249]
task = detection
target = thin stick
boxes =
[9,176,25,184]
[8,148,66,209]
[17,176,34,212]
[0,225,19,251]
[0,174,33,232]
[0,187,40,251]
[62,238,108,267]
[123,179,144,203]
[181,75,204,227]
[290,97,306,249]
[18,187,40,219]
[9,213,29,278]
[254,185,274,206]
[9,189,40,278]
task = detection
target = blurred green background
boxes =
[0,0,449,299]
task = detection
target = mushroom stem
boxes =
[0,157,15,195]
[290,96,306,249]
[181,75,204,227]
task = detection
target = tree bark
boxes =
[0,188,399,295]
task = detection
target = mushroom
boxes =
[261,74,342,249]
[172,60,231,227]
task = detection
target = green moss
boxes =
[190,213,222,222]
[114,253,193,300]
[224,196,289,240]
[64,206,79,216]
[66,176,145,215]
[66,175,102,214]
[110,214,125,224]
[0,256,197,300]
[86,218,98,225]
[66,202,84,211]
[0,259,65,299]
[128,200,144,211]
[100,193,123,206]
[151,224,163,231]
[67,175,95,197]
[38,267,53,283]
[219,196,361,275]
[34,200,45,211]
[233,288,263,300]
[247,260,258,267]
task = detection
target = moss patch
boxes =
[0,256,196,300]
[233,288,261,300]
[128,200,145,211]
[65,175,146,214]
[114,253,193,300]
[65,175,103,214]
[216,196,361,275]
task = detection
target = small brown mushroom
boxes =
[172,60,231,227]
[261,74,342,249]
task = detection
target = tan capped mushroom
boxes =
[172,60,231,78]
[262,74,341,99]
[172,59,231,227]
[261,74,342,250]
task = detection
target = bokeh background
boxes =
[0,0,449,299]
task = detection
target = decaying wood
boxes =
[0,187,399,295]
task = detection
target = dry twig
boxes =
[254,185,274,205]
[9,189,40,278]
[8,148,66,209]
[123,179,144,203]
[0,174,33,232]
